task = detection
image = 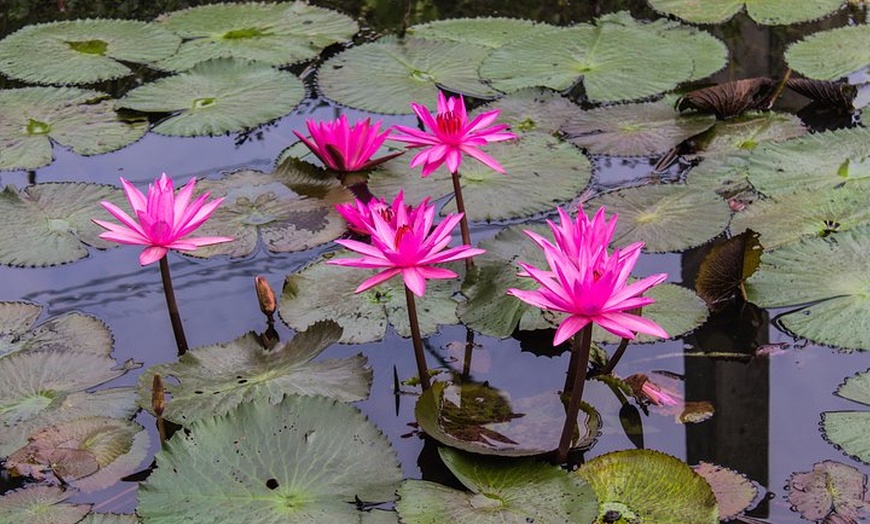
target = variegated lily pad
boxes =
[0,19,180,84]
[0,87,147,171]
[786,460,869,522]
[694,462,758,521]
[786,25,870,80]
[647,0,844,25]
[0,486,90,524]
[407,17,554,48]
[116,58,304,136]
[822,370,870,464]
[155,2,358,71]
[0,302,42,339]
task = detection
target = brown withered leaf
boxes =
[786,78,857,110]
[678,78,777,119]
[695,230,763,311]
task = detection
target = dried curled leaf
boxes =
[786,78,857,110]
[678,78,777,119]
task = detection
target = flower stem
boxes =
[598,307,641,376]
[450,170,474,271]
[555,324,593,464]
[405,285,431,391]
[159,256,189,357]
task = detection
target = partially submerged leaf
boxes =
[677,78,777,119]
[0,486,90,524]
[822,370,870,465]
[786,25,870,81]
[786,460,869,522]
[693,462,758,521]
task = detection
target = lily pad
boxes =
[138,394,402,523]
[396,447,599,524]
[688,111,807,160]
[78,515,139,524]
[0,310,113,359]
[0,87,148,171]
[477,87,582,136]
[786,460,869,522]
[585,184,732,253]
[0,182,126,266]
[189,169,351,258]
[137,321,371,425]
[279,255,461,344]
[155,2,358,71]
[0,19,180,84]
[786,25,870,80]
[0,486,90,524]
[116,58,304,136]
[694,462,758,521]
[561,99,716,156]
[647,0,844,25]
[576,449,719,524]
[0,302,42,339]
[822,370,870,464]
[745,224,870,351]
[317,37,500,114]
[408,17,551,48]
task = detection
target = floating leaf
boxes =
[138,394,402,523]
[317,37,500,114]
[694,462,758,521]
[0,302,42,338]
[136,322,371,425]
[745,225,870,351]
[576,449,719,524]
[647,0,844,25]
[396,447,599,524]
[786,25,870,80]
[0,486,90,524]
[787,78,858,109]
[477,87,582,136]
[694,230,763,310]
[561,99,716,156]
[78,515,139,524]
[786,460,869,522]
[822,370,870,464]
[408,17,550,48]
[640,15,728,82]
[0,19,179,84]
[0,310,113,359]
[585,184,732,253]
[155,2,358,71]
[0,87,147,171]
[117,58,304,136]
[677,78,776,119]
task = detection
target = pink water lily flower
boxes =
[334,195,396,236]
[390,91,516,177]
[507,206,668,345]
[328,192,485,296]
[294,115,402,172]
[93,173,233,266]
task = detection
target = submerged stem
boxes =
[405,285,431,391]
[159,256,189,357]
[555,325,593,464]
[450,170,474,272]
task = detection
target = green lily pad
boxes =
[407,17,551,48]
[0,87,148,171]
[640,15,729,82]
[116,58,304,136]
[0,19,180,84]
[0,302,42,339]
[561,99,716,156]
[138,394,402,524]
[822,370,870,464]
[317,37,500,114]
[647,0,844,25]
[745,224,870,351]
[786,460,869,522]
[279,255,461,344]
[478,87,582,136]
[0,310,113,359]
[694,462,758,521]
[371,133,593,221]
[0,182,127,266]
[688,111,807,160]
[137,321,371,425]
[786,25,870,80]
[189,169,351,258]
[155,2,358,71]
[78,515,139,524]
[0,486,90,524]
[396,447,599,524]
[585,184,732,253]
[576,449,719,524]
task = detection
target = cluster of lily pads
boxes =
[1,0,870,523]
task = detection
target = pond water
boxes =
[0,1,869,523]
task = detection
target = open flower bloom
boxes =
[390,91,516,177]
[93,173,233,266]
[294,115,402,172]
[328,192,485,296]
[334,195,397,236]
[507,206,668,345]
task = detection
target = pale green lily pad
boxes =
[647,0,844,25]
[576,449,719,524]
[407,17,552,48]
[155,2,358,71]
[137,321,371,425]
[822,370,870,464]
[0,19,180,84]
[78,515,139,524]
[745,225,870,351]
[0,486,90,524]
[478,87,582,136]
[371,133,592,221]
[786,25,870,80]
[279,255,461,344]
[138,394,402,524]
[561,99,716,156]
[317,37,500,114]
[0,182,126,266]
[641,15,729,82]
[786,460,869,522]
[0,87,148,171]
[0,310,113,359]
[731,184,870,250]
[190,169,351,258]
[396,447,599,524]
[694,462,758,521]
[7,416,149,493]
[585,184,732,253]
[117,58,304,136]
[0,302,42,338]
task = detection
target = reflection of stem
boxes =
[461,327,475,380]
[159,257,189,357]
[405,285,431,391]
[555,325,593,464]
[450,170,474,272]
